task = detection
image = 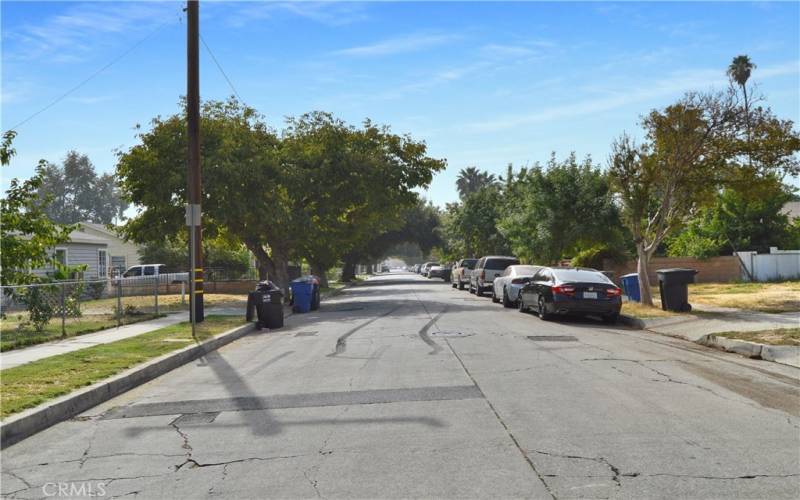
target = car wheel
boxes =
[458,280,465,290]
[491,288,500,303]
[602,313,619,324]
[538,297,551,321]
[518,296,527,313]
[502,288,513,308]
[469,283,475,294]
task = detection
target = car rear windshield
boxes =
[485,258,519,270]
[552,269,612,284]
[514,265,538,275]
[462,259,477,269]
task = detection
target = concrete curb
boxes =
[697,334,800,368]
[1,322,255,449]
[618,314,645,330]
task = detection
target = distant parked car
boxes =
[381,264,390,273]
[469,256,519,296]
[428,264,450,281]
[518,267,622,324]
[420,262,439,277]
[451,258,478,290]
[491,264,542,307]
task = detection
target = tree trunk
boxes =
[341,258,357,282]
[311,263,329,288]
[366,263,374,274]
[636,243,654,307]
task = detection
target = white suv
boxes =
[469,256,519,296]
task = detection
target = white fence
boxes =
[737,248,800,282]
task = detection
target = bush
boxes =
[17,285,58,332]
[86,281,106,300]
[571,244,628,270]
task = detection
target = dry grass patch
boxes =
[687,281,800,313]
[621,302,680,319]
[715,327,800,346]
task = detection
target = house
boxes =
[75,222,142,275]
[37,229,110,280]
[782,201,800,221]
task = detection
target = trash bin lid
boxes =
[656,268,698,274]
[621,273,639,279]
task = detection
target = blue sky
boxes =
[2,1,799,209]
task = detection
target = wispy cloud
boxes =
[333,33,460,57]
[3,2,180,62]
[465,61,800,132]
[222,1,368,28]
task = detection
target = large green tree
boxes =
[281,112,445,286]
[38,151,128,224]
[117,101,443,290]
[499,153,625,265]
[1,131,74,285]
[668,179,800,258]
[442,185,509,258]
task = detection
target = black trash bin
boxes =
[656,268,698,312]
[246,281,284,329]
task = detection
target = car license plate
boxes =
[583,291,598,299]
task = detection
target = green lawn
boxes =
[0,313,163,352]
[0,315,245,418]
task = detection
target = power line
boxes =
[199,33,245,105]
[5,11,182,133]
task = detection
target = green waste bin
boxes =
[656,268,698,312]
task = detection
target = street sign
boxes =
[185,204,201,226]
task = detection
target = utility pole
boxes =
[186,0,204,325]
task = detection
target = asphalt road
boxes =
[3,272,799,499]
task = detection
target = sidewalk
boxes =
[639,304,800,342]
[0,307,242,370]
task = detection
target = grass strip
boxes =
[714,327,800,346]
[1,315,245,419]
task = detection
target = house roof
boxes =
[78,222,121,238]
[67,229,109,245]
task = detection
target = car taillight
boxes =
[552,285,575,296]
[606,287,622,297]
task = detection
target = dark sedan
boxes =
[518,267,622,324]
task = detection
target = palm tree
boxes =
[456,167,497,199]
[727,55,756,122]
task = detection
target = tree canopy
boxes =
[37,151,128,224]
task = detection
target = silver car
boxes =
[491,264,542,307]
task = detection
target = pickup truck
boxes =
[120,264,189,284]
[451,258,477,290]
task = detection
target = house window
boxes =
[54,248,68,267]
[98,249,108,278]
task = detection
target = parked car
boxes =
[491,264,542,307]
[469,256,520,296]
[420,262,439,277]
[518,267,622,323]
[428,264,451,281]
[381,264,390,273]
[120,264,188,284]
[451,258,478,290]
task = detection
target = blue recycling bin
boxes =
[290,281,314,313]
[621,273,641,302]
